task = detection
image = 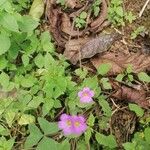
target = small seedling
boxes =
[75,11,87,29]
[92,0,102,17]
[131,26,145,39]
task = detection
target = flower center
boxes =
[74,121,80,127]
[82,92,88,97]
[66,120,71,126]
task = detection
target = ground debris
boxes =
[111,81,150,109]
[91,51,150,75]
[64,32,121,64]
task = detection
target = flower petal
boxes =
[80,96,93,103]
[78,91,83,97]
[60,113,69,120]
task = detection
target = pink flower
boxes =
[71,115,87,135]
[58,114,87,136]
[78,87,94,103]
[58,114,73,135]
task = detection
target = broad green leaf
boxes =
[138,72,150,83]
[28,96,44,109]
[0,72,9,88]
[24,124,43,149]
[41,31,55,53]
[80,11,87,19]
[126,64,133,74]
[116,74,124,82]
[0,137,15,150]
[0,33,11,55]
[123,142,136,150]
[87,113,95,127]
[75,68,88,79]
[34,53,44,68]
[36,137,58,150]
[18,114,35,125]
[4,110,16,127]
[38,117,59,135]
[42,98,54,116]
[129,103,144,117]
[97,63,111,76]
[84,128,92,143]
[22,54,29,67]
[0,124,9,136]
[0,0,7,6]
[144,127,150,143]
[98,95,112,117]
[21,75,36,88]
[95,132,117,148]
[29,0,44,20]
[59,139,70,150]
[0,55,8,70]
[77,140,87,150]
[0,12,19,32]
[100,77,112,89]
[18,15,39,32]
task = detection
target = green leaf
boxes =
[0,55,8,70]
[18,15,39,32]
[41,31,55,53]
[22,54,29,67]
[0,72,9,88]
[0,137,15,150]
[116,74,124,82]
[100,77,112,89]
[0,12,19,32]
[144,127,150,143]
[18,114,35,125]
[24,124,43,149]
[129,103,144,117]
[75,68,88,79]
[29,0,44,20]
[0,33,11,55]
[59,139,70,150]
[116,6,124,17]
[42,99,54,116]
[98,95,112,117]
[36,137,58,150]
[97,63,111,76]
[123,142,136,150]
[34,53,44,68]
[138,72,150,83]
[84,128,92,143]
[126,64,133,74]
[4,110,16,127]
[38,117,59,135]
[95,132,117,148]
[21,75,36,88]
[87,113,95,127]
[80,11,87,19]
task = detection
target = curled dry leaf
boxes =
[91,52,150,75]
[46,0,109,48]
[65,0,77,9]
[61,13,82,37]
[111,82,150,109]
[90,0,108,31]
[64,32,121,64]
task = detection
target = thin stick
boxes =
[139,0,150,17]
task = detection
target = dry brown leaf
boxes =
[61,13,82,36]
[91,0,108,30]
[91,52,150,75]
[64,38,90,64]
[65,0,77,9]
[111,82,150,109]
[64,33,121,64]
